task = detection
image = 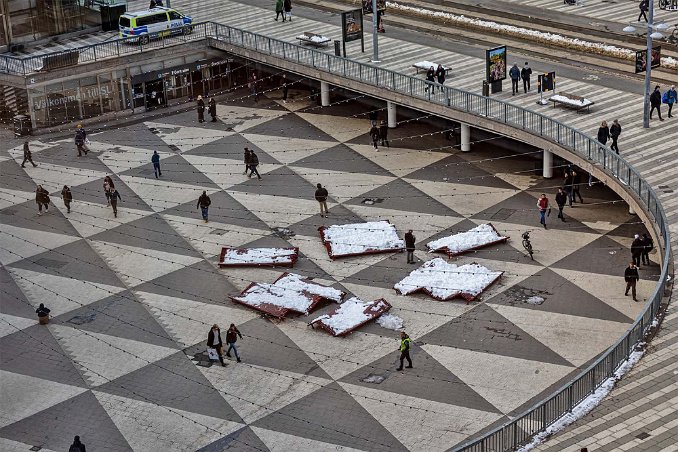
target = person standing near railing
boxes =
[650,85,664,121]
[275,0,286,22]
[521,62,532,93]
[663,85,676,118]
[610,119,622,154]
[624,262,640,301]
[509,62,520,96]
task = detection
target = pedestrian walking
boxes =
[61,185,72,213]
[663,85,676,118]
[555,187,567,222]
[521,62,532,93]
[404,229,416,264]
[197,190,211,222]
[641,233,653,265]
[435,64,446,88]
[597,121,609,149]
[368,110,378,127]
[563,169,574,206]
[35,185,50,215]
[21,141,37,168]
[315,183,329,217]
[243,147,252,175]
[509,62,520,95]
[275,0,286,21]
[249,74,259,102]
[631,234,643,267]
[103,176,115,206]
[650,85,663,121]
[571,169,584,204]
[281,74,289,102]
[638,0,648,22]
[537,193,549,229]
[36,303,50,325]
[151,151,162,178]
[208,97,217,122]
[109,188,121,218]
[68,435,86,452]
[379,120,390,147]
[376,8,385,32]
[207,324,226,366]
[225,323,243,362]
[624,262,640,301]
[369,125,380,150]
[424,66,435,93]
[247,150,262,179]
[284,0,292,21]
[610,119,622,153]
[396,332,413,371]
[196,95,205,123]
[75,124,89,156]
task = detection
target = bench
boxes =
[548,92,595,113]
[296,32,331,47]
[412,61,449,75]
[38,50,80,72]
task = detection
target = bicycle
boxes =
[522,231,534,260]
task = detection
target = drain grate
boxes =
[29,446,42,451]
[210,228,227,235]
[168,144,181,153]
[34,258,68,269]
[635,432,651,440]
[491,208,516,220]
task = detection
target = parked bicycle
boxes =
[522,231,534,260]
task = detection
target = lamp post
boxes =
[623,1,666,128]
[371,0,380,63]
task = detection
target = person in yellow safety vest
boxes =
[396,331,413,371]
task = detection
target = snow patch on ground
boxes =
[427,223,507,255]
[549,94,594,107]
[221,247,297,265]
[322,221,405,256]
[275,273,344,302]
[311,297,390,336]
[526,296,545,305]
[236,283,316,314]
[517,348,646,451]
[376,313,404,330]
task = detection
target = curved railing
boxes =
[1,21,672,451]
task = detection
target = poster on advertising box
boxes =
[486,46,507,83]
[341,9,364,56]
[635,46,661,74]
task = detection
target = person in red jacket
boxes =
[537,193,549,229]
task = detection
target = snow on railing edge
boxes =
[386,1,678,70]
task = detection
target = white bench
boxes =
[296,32,331,47]
[412,61,449,75]
[548,92,595,113]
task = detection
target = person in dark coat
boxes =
[509,62,520,95]
[609,119,622,154]
[151,151,162,178]
[275,0,285,21]
[368,110,378,127]
[570,169,583,204]
[283,0,292,21]
[563,170,573,207]
[315,183,329,217]
[631,234,644,267]
[207,324,226,366]
[243,147,252,175]
[36,303,50,325]
[404,229,416,264]
[650,85,663,121]
[109,188,121,218]
[624,262,640,301]
[638,0,648,22]
[249,74,259,102]
[379,120,389,147]
[396,331,413,371]
[197,191,211,222]
[424,66,435,92]
[369,125,380,150]
[247,150,262,179]
[103,175,114,206]
[21,141,37,168]
[75,124,89,156]
[435,64,446,87]
[35,185,50,215]
[640,233,653,265]
[208,98,217,122]
[61,185,72,214]
[555,187,567,222]
[68,435,86,452]
[225,323,243,362]
[597,121,609,147]
[196,95,205,123]
[521,62,532,93]
[280,74,289,102]
[665,85,677,118]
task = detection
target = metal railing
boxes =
[2,21,672,451]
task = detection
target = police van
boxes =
[119,7,193,44]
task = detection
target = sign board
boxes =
[341,9,365,56]
[538,72,556,93]
[635,46,661,74]
[486,46,507,83]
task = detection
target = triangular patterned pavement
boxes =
[286,203,365,237]
[144,121,237,154]
[405,153,517,189]
[198,426,270,452]
[0,265,38,320]
[228,166,319,199]
[66,175,155,212]
[120,154,221,189]
[239,112,337,143]
[240,133,333,165]
[291,143,394,177]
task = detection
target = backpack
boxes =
[662,91,669,104]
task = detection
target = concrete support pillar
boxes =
[460,123,471,152]
[543,150,553,178]
[387,101,397,128]
[320,81,330,107]
[629,205,637,215]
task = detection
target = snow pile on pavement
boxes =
[413,61,448,70]
[235,283,315,314]
[311,297,391,336]
[394,258,503,301]
[376,313,404,330]
[549,94,594,106]
[274,273,344,302]
[386,2,678,70]
[518,348,645,451]
[526,296,545,305]
[427,223,508,255]
[220,247,297,265]
[321,221,405,257]
[297,34,330,43]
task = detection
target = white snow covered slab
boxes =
[296,34,331,44]
[231,273,344,317]
[394,258,503,302]
[319,221,405,259]
[427,223,509,256]
[548,94,595,108]
[310,297,392,337]
[413,61,449,71]
[218,247,298,267]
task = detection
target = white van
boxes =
[119,7,193,44]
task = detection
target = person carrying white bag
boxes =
[207,324,226,366]
[283,0,292,21]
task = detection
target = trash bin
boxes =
[13,115,32,137]
[482,80,489,97]
[334,40,341,57]
[101,4,127,32]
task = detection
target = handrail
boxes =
[3,20,672,451]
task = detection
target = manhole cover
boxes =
[34,258,68,269]
[29,447,42,451]
[491,208,516,220]
[148,127,159,134]
[272,227,295,239]
[361,198,384,205]
[210,228,227,235]
[362,374,385,384]
[636,432,651,440]
[168,144,181,152]
[67,314,97,325]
